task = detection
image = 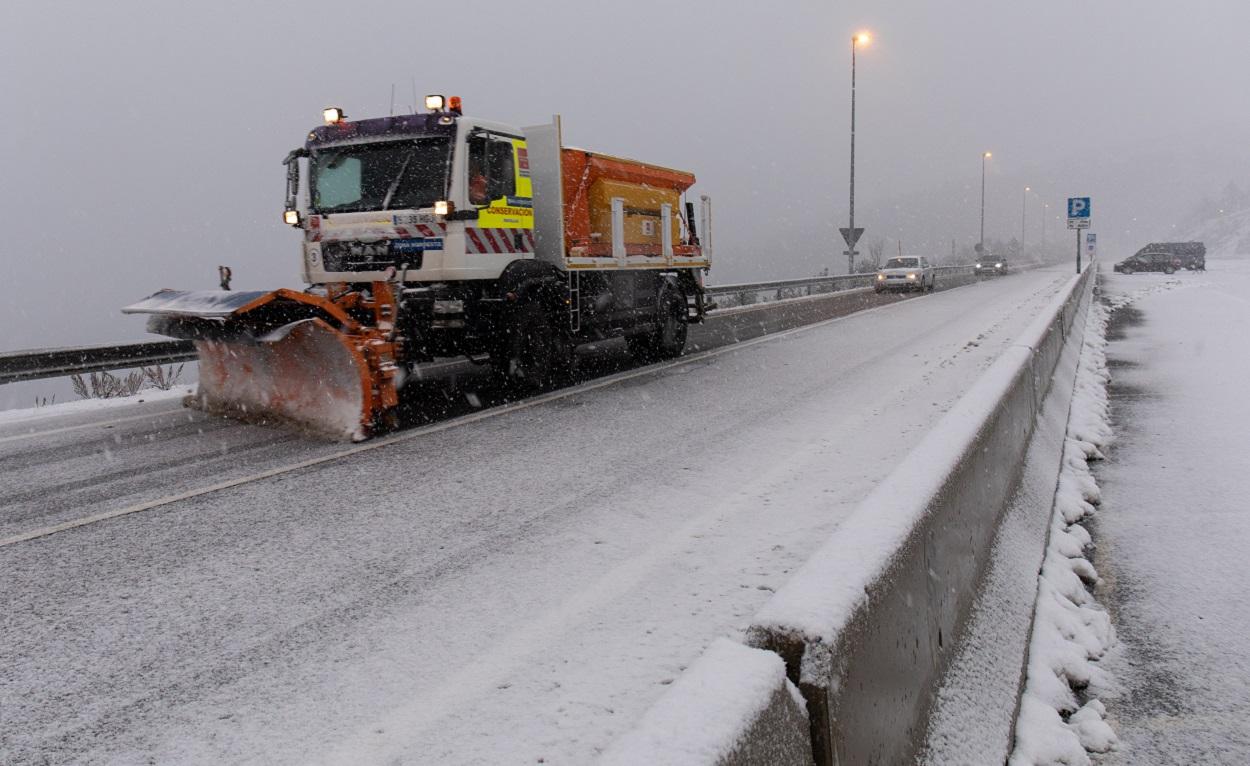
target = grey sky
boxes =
[3,0,1248,355]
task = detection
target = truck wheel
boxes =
[495,302,558,390]
[628,288,688,362]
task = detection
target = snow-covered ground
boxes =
[1010,287,1117,765]
[0,270,1072,765]
[0,385,190,427]
[1087,259,1250,763]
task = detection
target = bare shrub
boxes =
[143,363,185,390]
[70,370,146,400]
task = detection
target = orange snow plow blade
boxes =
[123,285,400,441]
[193,319,372,440]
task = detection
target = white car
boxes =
[874,256,935,293]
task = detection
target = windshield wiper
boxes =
[381,147,418,211]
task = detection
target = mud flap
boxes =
[193,319,373,441]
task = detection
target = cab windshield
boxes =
[883,257,920,269]
[311,137,450,213]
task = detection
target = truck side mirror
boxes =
[282,148,309,219]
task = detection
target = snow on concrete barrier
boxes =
[743,267,1095,766]
[598,638,813,766]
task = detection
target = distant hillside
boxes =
[1182,207,1250,257]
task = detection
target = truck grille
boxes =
[321,241,424,272]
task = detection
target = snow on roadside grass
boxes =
[1010,296,1117,766]
[0,386,192,426]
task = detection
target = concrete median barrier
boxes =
[744,267,1094,765]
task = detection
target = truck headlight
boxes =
[995,262,1002,268]
[283,210,301,226]
[434,200,452,217]
[877,273,885,281]
[906,273,916,279]
[975,262,982,268]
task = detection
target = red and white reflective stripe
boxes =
[465,227,488,253]
[465,227,534,254]
[415,223,448,238]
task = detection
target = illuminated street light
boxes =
[845,30,873,275]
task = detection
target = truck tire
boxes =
[627,287,688,362]
[494,302,561,390]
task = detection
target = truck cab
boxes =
[285,104,536,285]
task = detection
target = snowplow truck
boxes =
[124,97,711,440]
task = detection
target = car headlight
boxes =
[995,262,1002,268]
[906,273,916,279]
[877,273,885,281]
[975,262,982,268]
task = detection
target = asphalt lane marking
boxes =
[1,277,1003,549]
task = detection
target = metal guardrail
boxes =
[704,274,873,309]
[704,265,974,309]
[0,267,979,386]
[0,340,197,385]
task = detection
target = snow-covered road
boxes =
[2,268,1071,765]
[1092,261,1250,764]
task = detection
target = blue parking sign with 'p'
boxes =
[1068,197,1090,218]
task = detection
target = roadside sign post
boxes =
[840,226,865,272]
[1067,197,1091,273]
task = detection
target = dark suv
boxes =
[1115,242,1205,274]
[1114,252,1183,274]
[1120,252,1175,273]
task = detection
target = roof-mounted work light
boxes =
[323,106,346,125]
[425,94,446,111]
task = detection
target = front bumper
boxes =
[875,276,923,291]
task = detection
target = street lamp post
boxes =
[1021,186,1030,255]
[979,151,992,254]
[1042,202,1049,251]
[847,31,871,275]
